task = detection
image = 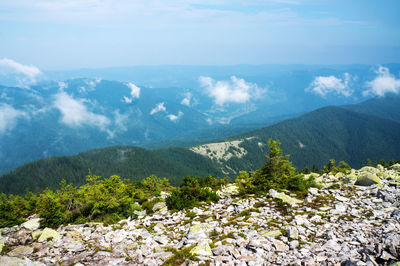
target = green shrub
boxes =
[37,189,66,228]
[323,159,351,174]
[140,175,172,196]
[142,198,163,214]
[0,194,27,227]
[237,139,316,194]
[166,176,219,210]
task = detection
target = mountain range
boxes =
[1,64,399,176]
[1,93,399,195]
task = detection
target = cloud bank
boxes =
[199,76,264,105]
[0,58,42,84]
[363,66,400,97]
[307,73,353,97]
[0,103,27,135]
[150,102,166,115]
[53,91,110,130]
[123,82,141,103]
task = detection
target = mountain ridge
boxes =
[1,95,400,195]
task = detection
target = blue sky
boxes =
[0,0,399,69]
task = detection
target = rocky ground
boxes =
[1,165,400,265]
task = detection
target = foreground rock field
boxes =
[1,164,400,265]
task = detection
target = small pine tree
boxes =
[323,159,337,174]
[337,161,351,173]
[303,167,310,174]
[251,139,315,192]
[379,159,388,168]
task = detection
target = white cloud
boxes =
[167,111,183,122]
[363,66,400,97]
[123,82,141,103]
[53,91,110,130]
[123,96,132,104]
[0,103,28,135]
[0,58,42,80]
[113,109,129,132]
[79,78,100,93]
[307,73,353,97]
[127,83,140,98]
[0,58,42,86]
[58,81,68,90]
[199,76,265,105]
[150,102,166,115]
[181,92,192,106]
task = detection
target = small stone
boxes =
[334,204,347,213]
[212,245,231,256]
[32,230,43,240]
[390,163,400,171]
[217,184,240,197]
[341,260,358,266]
[381,250,395,261]
[154,235,169,245]
[287,227,299,240]
[64,241,85,252]
[186,223,212,244]
[322,239,341,252]
[335,195,349,202]
[133,210,146,217]
[272,192,303,206]
[289,240,299,250]
[190,241,212,256]
[152,202,168,213]
[0,256,45,266]
[273,239,289,252]
[308,187,319,195]
[261,230,281,238]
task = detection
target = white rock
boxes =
[322,239,341,252]
[21,218,41,231]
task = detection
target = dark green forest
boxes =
[0,146,223,195]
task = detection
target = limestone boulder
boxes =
[355,173,381,186]
[38,228,60,242]
[7,245,34,257]
[21,218,40,231]
[190,241,212,256]
[152,202,168,213]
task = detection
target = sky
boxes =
[0,0,399,69]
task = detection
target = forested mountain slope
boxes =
[2,96,400,195]
[190,105,400,174]
[0,146,222,195]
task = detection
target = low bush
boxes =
[0,173,171,228]
[166,176,220,210]
[236,139,317,194]
[322,159,351,174]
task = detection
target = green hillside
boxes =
[220,106,400,172]
[0,146,222,195]
[343,94,400,123]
